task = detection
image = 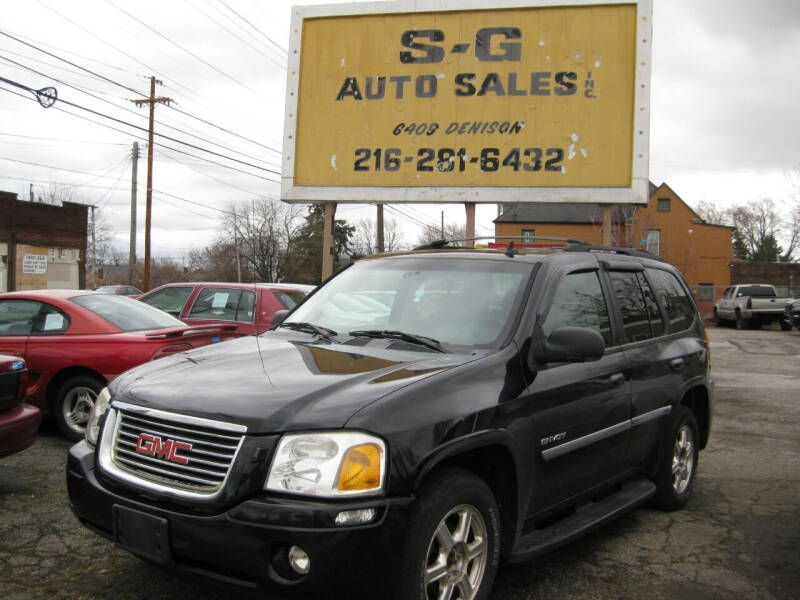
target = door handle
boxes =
[609,373,625,387]
[670,358,685,372]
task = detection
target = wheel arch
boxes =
[680,385,711,450]
[47,366,107,412]
[413,431,523,559]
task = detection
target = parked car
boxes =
[68,244,712,598]
[138,282,313,336]
[785,299,800,331]
[0,290,237,440]
[713,284,793,330]
[93,285,142,298]
[0,355,40,458]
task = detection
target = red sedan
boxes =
[0,355,40,458]
[0,290,235,440]
[138,282,313,336]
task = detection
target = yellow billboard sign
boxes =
[282,0,652,204]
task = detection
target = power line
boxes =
[158,147,264,196]
[217,0,288,56]
[0,155,129,183]
[0,75,280,176]
[185,0,286,71]
[2,25,283,155]
[1,53,280,168]
[0,28,144,96]
[107,0,264,98]
[0,83,279,183]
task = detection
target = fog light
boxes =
[287,545,310,575]
[334,508,377,526]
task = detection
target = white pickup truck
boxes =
[713,284,793,330]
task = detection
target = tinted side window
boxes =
[274,291,307,310]
[140,286,194,316]
[542,271,612,346]
[0,300,42,336]
[31,303,71,335]
[648,269,695,331]
[609,271,652,343]
[189,288,254,322]
[638,272,665,337]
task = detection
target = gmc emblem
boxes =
[135,433,192,464]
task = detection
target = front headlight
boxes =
[265,432,386,497]
[85,387,111,446]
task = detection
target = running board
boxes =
[508,479,656,564]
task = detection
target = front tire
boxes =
[55,375,104,441]
[780,319,791,331]
[653,405,699,511]
[394,468,501,600]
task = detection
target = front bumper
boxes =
[67,441,413,596]
[0,403,41,459]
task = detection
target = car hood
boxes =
[109,332,482,433]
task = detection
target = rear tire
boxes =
[712,310,720,327]
[780,320,791,331]
[653,405,699,511]
[54,375,104,441]
[735,312,749,330]
[393,468,501,600]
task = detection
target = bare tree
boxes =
[224,198,302,282]
[731,199,788,262]
[416,223,466,247]
[693,200,731,226]
[351,217,405,254]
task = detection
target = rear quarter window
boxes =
[647,269,696,332]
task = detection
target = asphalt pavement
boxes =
[1,325,799,599]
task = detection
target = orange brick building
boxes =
[494,183,734,315]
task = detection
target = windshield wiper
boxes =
[280,321,338,342]
[348,329,445,353]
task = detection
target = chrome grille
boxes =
[111,408,244,493]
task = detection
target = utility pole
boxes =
[90,205,97,288]
[133,76,172,291]
[129,142,139,285]
[234,214,242,283]
[376,204,384,253]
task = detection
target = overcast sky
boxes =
[1,0,798,263]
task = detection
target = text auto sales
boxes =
[333,27,598,135]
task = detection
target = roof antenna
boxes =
[504,240,518,258]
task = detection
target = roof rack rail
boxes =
[562,243,669,263]
[412,235,589,251]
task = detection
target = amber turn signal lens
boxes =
[336,443,382,492]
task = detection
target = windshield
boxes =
[284,257,532,348]
[71,294,186,332]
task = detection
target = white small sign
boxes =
[22,254,47,274]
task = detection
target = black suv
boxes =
[67,244,712,599]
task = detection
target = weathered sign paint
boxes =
[282,0,652,204]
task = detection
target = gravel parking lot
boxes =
[2,325,799,599]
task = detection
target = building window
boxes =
[697,284,714,302]
[657,198,671,212]
[521,229,535,244]
[48,248,57,260]
[646,230,661,255]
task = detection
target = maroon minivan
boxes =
[138,282,313,336]
[0,355,40,458]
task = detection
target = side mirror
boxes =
[532,326,605,364]
[271,309,289,328]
